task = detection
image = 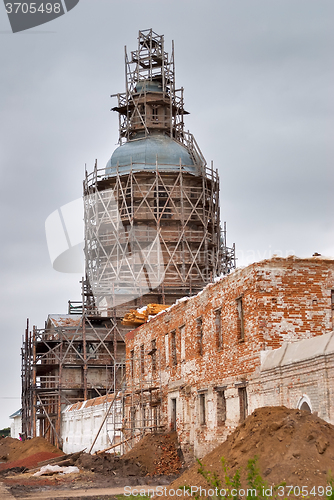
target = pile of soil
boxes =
[0,437,63,467]
[122,431,182,475]
[76,452,144,476]
[0,432,182,482]
[74,432,182,477]
[169,406,334,496]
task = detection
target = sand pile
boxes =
[122,432,182,476]
[0,436,63,470]
[75,432,182,477]
[76,452,144,476]
[169,406,334,495]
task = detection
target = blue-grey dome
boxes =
[105,134,197,177]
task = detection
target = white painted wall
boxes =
[61,398,123,454]
[10,415,21,439]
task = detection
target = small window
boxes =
[331,290,334,309]
[171,330,177,366]
[300,402,311,413]
[165,333,169,364]
[140,344,145,375]
[196,317,203,356]
[153,406,158,428]
[171,398,177,431]
[130,406,136,431]
[180,324,185,361]
[152,105,159,121]
[238,387,248,422]
[87,343,96,359]
[215,308,222,349]
[236,297,245,340]
[130,349,134,379]
[217,390,226,425]
[150,339,157,372]
[154,186,172,219]
[199,393,206,425]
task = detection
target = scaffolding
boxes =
[21,310,127,447]
[89,347,165,455]
[21,29,235,448]
[84,29,235,316]
[83,162,231,314]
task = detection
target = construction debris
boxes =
[122,304,171,326]
[168,406,334,495]
[122,432,182,476]
[33,465,79,477]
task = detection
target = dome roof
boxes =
[105,134,197,177]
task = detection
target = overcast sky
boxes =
[0,0,333,429]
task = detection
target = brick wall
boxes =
[125,256,334,459]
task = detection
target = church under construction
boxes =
[21,29,235,447]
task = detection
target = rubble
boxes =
[122,432,182,476]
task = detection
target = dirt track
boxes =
[2,483,166,499]
[3,407,334,499]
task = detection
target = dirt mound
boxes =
[76,452,144,476]
[122,432,182,475]
[75,432,182,477]
[0,451,65,472]
[169,407,334,495]
[0,436,63,463]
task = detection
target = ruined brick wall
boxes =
[125,256,334,459]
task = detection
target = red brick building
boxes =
[125,256,334,459]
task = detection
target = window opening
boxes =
[215,308,222,349]
[149,339,157,372]
[196,317,203,356]
[199,393,206,425]
[140,344,145,375]
[130,349,134,379]
[217,390,226,425]
[300,402,311,413]
[180,324,185,361]
[171,330,177,366]
[238,387,248,422]
[236,297,244,340]
[171,398,177,431]
[154,186,171,219]
[152,105,159,121]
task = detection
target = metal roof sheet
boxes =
[106,134,197,177]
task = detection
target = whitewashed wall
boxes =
[10,415,21,439]
[259,331,334,423]
[61,397,123,454]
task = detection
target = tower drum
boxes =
[83,29,234,317]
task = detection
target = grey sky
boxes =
[0,0,333,428]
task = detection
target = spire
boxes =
[111,29,188,144]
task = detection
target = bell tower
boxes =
[83,29,235,318]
